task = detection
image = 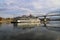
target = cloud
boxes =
[51,0,60,6]
[0,0,60,17]
[31,2,43,9]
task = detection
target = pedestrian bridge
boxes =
[37,13,60,21]
[36,13,60,27]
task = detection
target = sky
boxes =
[0,0,60,18]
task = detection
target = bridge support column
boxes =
[44,16,46,22]
[43,16,47,27]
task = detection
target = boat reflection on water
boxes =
[13,23,40,29]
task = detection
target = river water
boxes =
[0,21,60,40]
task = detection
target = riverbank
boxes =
[0,20,13,24]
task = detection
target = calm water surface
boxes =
[0,21,60,40]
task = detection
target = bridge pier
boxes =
[43,16,47,27]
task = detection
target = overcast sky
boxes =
[0,0,60,18]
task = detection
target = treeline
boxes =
[0,17,13,23]
[0,17,13,20]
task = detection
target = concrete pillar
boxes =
[43,16,47,27]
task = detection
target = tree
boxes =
[0,17,2,21]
